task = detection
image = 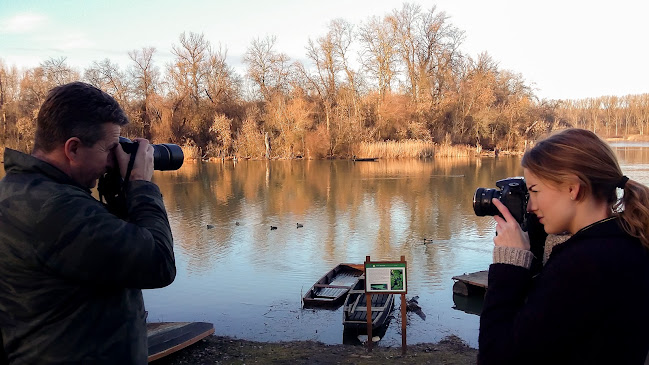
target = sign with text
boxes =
[364,261,407,294]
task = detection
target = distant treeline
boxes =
[1,3,648,159]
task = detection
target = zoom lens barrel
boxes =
[119,137,184,171]
[473,188,501,217]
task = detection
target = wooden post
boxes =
[400,255,407,355]
[365,255,373,352]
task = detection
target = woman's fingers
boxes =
[492,198,516,223]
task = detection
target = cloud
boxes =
[0,13,47,34]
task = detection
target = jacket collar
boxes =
[3,148,91,193]
[549,217,624,259]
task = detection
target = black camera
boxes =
[119,137,184,171]
[473,177,529,226]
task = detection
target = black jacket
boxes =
[479,217,649,364]
[0,149,176,364]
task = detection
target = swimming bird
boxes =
[235,222,240,226]
[270,226,277,230]
[207,224,214,229]
[297,223,303,228]
[423,238,432,244]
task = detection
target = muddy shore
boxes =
[153,334,478,364]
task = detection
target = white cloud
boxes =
[0,13,47,34]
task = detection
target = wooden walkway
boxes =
[452,270,488,296]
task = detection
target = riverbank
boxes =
[154,335,478,364]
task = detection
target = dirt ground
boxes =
[153,334,478,365]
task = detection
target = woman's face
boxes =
[524,168,576,234]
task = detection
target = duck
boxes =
[296,223,303,228]
[270,226,277,230]
[235,222,240,226]
[207,224,214,229]
[423,238,432,244]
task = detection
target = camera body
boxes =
[473,177,529,226]
[119,137,184,171]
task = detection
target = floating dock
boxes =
[452,270,488,296]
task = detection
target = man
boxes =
[0,82,176,364]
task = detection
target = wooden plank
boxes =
[313,284,354,289]
[452,270,488,288]
[147,322,214,362]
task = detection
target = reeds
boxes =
[181,144,202,161]
[355,140,475,158]
[435,143,474,157]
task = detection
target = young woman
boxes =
[478,128,649,364]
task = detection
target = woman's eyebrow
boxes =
[527,184,537,191]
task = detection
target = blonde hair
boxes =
[522,128,649,249]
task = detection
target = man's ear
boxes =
[63,137,83,163]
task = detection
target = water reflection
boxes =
[3,144,649,348]
[143,157,519,347]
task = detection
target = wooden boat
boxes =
[342,275,395,331]
[147,322,214,362]
[352,156,378,162]
[302,263,364,308]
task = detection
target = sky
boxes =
[1,0,648,101]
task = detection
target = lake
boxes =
[2,142,649,348]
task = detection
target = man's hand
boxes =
[492,198,530,250]
[114,139,154,182]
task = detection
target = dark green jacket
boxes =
[0,149,176,364]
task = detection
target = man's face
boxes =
[72,123,121,189]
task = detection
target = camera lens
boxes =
[119,137,184,171]
[473,188,501,217]
[153,144,184,171]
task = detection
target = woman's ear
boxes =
[567,175,582,201]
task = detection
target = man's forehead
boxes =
[97,123,121,146]
[102,123,121,137]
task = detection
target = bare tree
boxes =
[84,58,129,105]
[243,36,291,101]
[358,16,399,100]
[128,47,161,139]
[0,61,19,148]
[388,3,464,104]
[169,32,211,108]
[41,57,78,87]
[206,44,241,107]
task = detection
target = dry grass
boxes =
[355,140,476,159]
[435,143,475,157]
[181,144,202,161]
[624,134,649,142]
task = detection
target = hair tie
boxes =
[617,175,629,189]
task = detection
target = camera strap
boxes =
[98,143,139,219]
[122,148,138,193]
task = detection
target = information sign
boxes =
[364,261,407,294]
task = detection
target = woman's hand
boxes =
[493,198,530,250]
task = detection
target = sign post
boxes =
[364,255,408,354]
